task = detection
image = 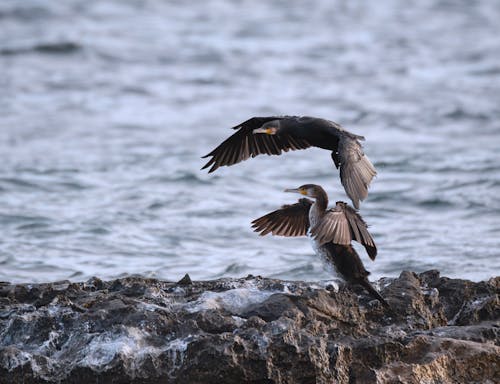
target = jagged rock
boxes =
[0,271,498,384]
[177,274,192,286]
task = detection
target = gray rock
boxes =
[0,271,498,384]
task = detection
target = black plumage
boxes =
[202,116,376,208]
[323,244,387,307]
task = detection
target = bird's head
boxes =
[253,120,281,135]
[284,184,322,199]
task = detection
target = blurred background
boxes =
[1,0,499,283]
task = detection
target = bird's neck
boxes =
[313,193,328,213]
[310,192,328,225]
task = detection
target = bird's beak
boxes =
[253,128,271,134]
[284,188,305,195]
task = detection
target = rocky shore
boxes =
[0,271,498,383]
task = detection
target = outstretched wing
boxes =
[251,198,313,237]
[202,116,311,173]
[336,134,377,209]
[310,201,377,260]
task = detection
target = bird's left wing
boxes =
[251,198,313,237]
[201,116,311,173]
[310,201,377,259]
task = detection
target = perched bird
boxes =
[202,116,376,208]
[251,184,389,308]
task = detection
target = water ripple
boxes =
[0,0,499,283]
[0,42,82,55]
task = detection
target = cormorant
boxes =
[251,184,389,308]
[202,116,376,208]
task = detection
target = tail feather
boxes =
[359,279,391,310]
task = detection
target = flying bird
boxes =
[202,116,376,208]
[251,184,389,308]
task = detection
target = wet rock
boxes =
[0,271,498,384]
[177,273,192,286]
[241,293,296,321]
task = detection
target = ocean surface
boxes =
[1,0,499,284]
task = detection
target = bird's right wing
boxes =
[310,201,377,259]
[337,134,377,209]
[201,116,312,173]
[251,198,313,237]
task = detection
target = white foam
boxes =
[165,337,191,377]
[470,297,489,307]
[139,302,172,313]
[78,327,193,377]
[186,288,275,314]
[39,331,60,353]
[79,327,154,369]
[326,280,341,291]
[1,347,32,371]
[231,315,247,327]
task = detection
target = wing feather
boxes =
[337,134,377,209]
[251,198,312,237]
[310,201,377,259]
[202,116,312,172]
